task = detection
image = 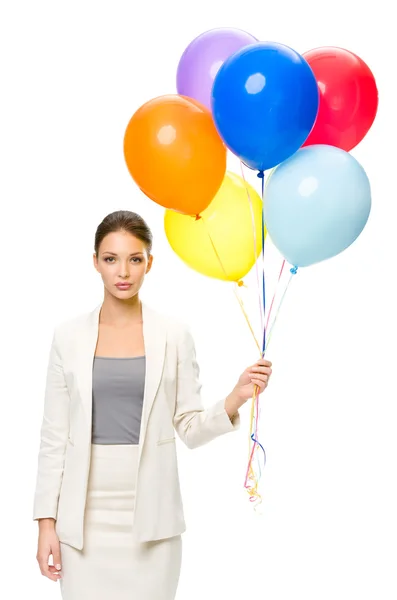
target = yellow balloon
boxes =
[164,171,265,282]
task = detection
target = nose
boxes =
[119,264,130,278]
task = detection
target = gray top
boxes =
[91,356,146,445]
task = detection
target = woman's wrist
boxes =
[38,518,56,529]
[224,389,242,420]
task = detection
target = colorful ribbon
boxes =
[240,163,298,508]
[199,168,298,510]
[198,214,262,355]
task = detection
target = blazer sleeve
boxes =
[32,328,70,521]
[173,324,241,449]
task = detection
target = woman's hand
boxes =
[225,358,273,417]
[36,519,62,582]
[236,357,272,401]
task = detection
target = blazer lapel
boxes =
[76,300,166,453]
[140,302,167,451]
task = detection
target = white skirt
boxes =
[59,443,182,600]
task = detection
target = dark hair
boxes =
[94,210,153,257]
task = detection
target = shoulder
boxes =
[147,304,193,345]
[52,307,93,344]
[149,306,190,335]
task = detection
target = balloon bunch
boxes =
[123,29,378,508]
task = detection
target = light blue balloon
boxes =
[264,145,371,267]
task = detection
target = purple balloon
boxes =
[176,28,257,110]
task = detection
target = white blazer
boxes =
[32,301,240,550]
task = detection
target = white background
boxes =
[1,0,396,598]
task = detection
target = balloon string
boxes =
[244,393,263,508]
[243,169,268,507]
[239,162,268,497]
[198,214,262,355]
[244,389,262,485]
[265,266,298,352]
[241,167,298,506]
[265,259,286,331]
[239,161,265,336]
[259,171,266,355]
[244,266,298,506]
[199,204,267,507]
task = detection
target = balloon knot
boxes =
[290,266,298,275]
[237,280,245,287]
[257,171,264,179]
[194,214,201,221]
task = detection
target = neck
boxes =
[99,293,143,327]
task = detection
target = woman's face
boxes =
[93,230,153,299]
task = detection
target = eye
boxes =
[104,257,142,263]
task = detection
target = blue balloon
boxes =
[211,42,319,172]
[264,145,371,267]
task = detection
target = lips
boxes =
[116,283,132,288]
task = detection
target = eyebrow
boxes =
[101,252,144,256]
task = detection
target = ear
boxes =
[146,254,153,274]
[93,253,99,273]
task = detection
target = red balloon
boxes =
[302,47,378,151]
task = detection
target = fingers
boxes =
[250,376,268,392]
[250,361,272,380]
[52,544,62,574]
[249,359,272,393]
[37,555,59,581]
[249,359,272,373]
[257,358,272,367]
[250,365,272,375]
[36,548,62,582]
[48,565,62,580]
[250,373,269,385]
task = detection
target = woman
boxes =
[33,210,272,599]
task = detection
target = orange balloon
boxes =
[123,95,226,215]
